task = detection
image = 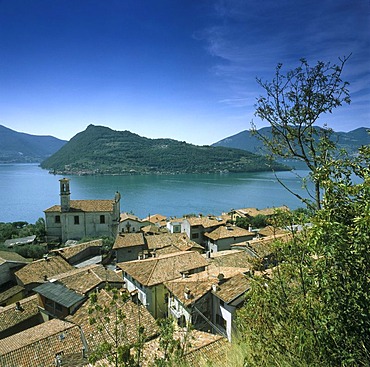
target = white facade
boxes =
[44,178,120,243]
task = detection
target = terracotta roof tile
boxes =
[66,289,158,350]
[206,249,253,269]
[118,251,208,287]
[51,239,102,260]
[141,213,167,223]
[234,206,289,217]
[113,233,145,249]
[212,273,251,304]
[51,264,124,295]
[245,233,292,259]
[185,216,226,228]
[141,329,229,367]
[0,295,40,333]
[164,272,218,307]
[44,199,115,213]
[145,232,201,252]
[204,225,254,241]
[0,319,84,367]
[257,225,290,237]
[120,212,141,222]
[14,256,74,286]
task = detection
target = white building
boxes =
[44,178,121,243]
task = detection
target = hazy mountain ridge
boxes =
[40,124,287,175]
[0,125,67,163]
[212,127,370,156]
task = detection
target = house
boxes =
[117,251,208,318]
[229,206,289,221]
[236,232,292,269]
[141,213,167,227]
[164,271,219,331]
[182,215,226,245]
[49,264,124,295]
[0,295,43,339]
[113,232,146,263]
[0,250,29,287]
[204,225,255,253]
[119,212,143,233]
[14,255,74,293]
[34,281,86,320]
[51,239,103,267]
[44,178,121,243]
[205,249,254,273]
[66,288,159,359]
[0,285,25,307]
[0,318,86,367]
[166,218,184,233]
[34,264,124,320]
[145,232,203,256]
[211,272,251,341]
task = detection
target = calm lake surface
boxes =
[0,164,310,223]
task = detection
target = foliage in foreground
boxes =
[235,146,370,366]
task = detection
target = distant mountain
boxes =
[0,125,67,163]
[40,124,288,175]
[213,127,370,158]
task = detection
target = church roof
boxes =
[44,199,115,213]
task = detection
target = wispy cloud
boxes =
[197,0,369,128]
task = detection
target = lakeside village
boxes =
[0,178,295,366]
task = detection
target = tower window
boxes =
[74,216,80,225]
[100,215,105,224]
[55,215,61,223]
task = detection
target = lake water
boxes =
[0,164,310,223]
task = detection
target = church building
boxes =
[44,178,121,243]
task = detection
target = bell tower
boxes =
[59,178,71,212]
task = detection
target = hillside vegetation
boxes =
[213,126,370,156]
[0,124,67,163]
[40,124,287,175]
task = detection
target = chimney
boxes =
[43,275,48,281]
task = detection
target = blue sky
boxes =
[0,0,369,145]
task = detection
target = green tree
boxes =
[88,287,136,367]
[235,145,370,366]
[153,318,191,367]
[253,56,351,210]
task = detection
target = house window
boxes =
[100,215,105,224]
[55,302,63,312]
[191,233,199,239]
[74,216,80,225]
[55,215,61,223]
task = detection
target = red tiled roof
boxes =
[0,319,84,367]
[117,251,208,287]
[44,199,114,213]
[14,256,74,286]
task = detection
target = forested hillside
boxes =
[0,125,67,163]
[213,127,370,156]
[40,124,287,175]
